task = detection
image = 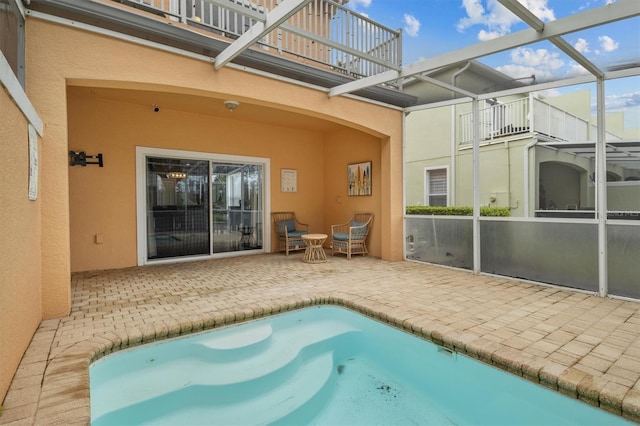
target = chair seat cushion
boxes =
[333,233,350,241]
[288,231,308,238]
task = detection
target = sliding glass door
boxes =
[140,149,266,263]
[146,157,210,259]
[211,163,263,254]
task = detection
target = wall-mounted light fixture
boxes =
[69,151,103,167]
[224,100,239,112]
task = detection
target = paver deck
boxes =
[1,253,639,425]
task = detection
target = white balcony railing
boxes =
[459,95,622,145]
[459,98,530,143]
[117,0,402,79]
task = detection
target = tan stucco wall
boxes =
[0,90,42,402]
[27,17,403,286]
[67,88,342,270]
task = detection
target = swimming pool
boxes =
[90,306,632,425]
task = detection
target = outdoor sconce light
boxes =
[224,100,239,112]
[69,151,104,167]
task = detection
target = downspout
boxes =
[450,62,471,206]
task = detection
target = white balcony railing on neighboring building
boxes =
[459,95,621,145]
[459,97,531,143]
[117,0,402,80]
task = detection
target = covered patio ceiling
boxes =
[29,0,639,109]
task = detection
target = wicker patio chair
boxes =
[331,212,373,259]
[272,212,309,255]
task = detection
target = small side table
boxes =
[301,234,328,263]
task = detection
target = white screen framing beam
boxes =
[497,0,604,78]
[214,0,312,70]
[329,0,638,98]
[414,74,478,99]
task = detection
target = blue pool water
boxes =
[90,306,632,425]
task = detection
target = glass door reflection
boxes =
[146,157,210,259]
[211,163,263,253]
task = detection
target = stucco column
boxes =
[27,24,72,318]
[381,132,405,261]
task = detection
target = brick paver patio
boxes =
[1,253,639,424]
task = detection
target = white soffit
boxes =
[329,0,639,98]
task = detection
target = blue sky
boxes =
[344,0,640,129]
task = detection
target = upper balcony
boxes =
[458,95,623,145]
[121,0,402,80]
[29,0,411,105]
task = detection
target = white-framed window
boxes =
[424,167,448,206]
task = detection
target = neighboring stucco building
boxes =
[406,82,640,218]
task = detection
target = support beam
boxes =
[330,0,637,97]
[498,0,544,31]
[497,0,604,78]
[0,52,43,136]
[413,74,479,99]
[596,79,608,297]
[214,0,312,70]
[472,99,481,274]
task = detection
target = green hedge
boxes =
[406,206,511,216]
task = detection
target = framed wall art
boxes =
[280,168,297,192]
[347,161,371,196]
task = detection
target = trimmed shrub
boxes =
[406,206,511,217]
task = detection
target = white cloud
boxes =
[607,91,640,109]
[457,0,555,41]
[496,64,553,81]
[565,63,590,78]
[349,0,371,8]
[599,35,619,53]
[478,30,502,41]
[345,0,371,15]
[510,47,564,70]
[403,14,421,37]
[522,0,555,21]
[574,38,589,54]
[496,47,564,82]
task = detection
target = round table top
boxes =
[302,233,327,240]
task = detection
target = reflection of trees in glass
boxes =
[243,165,262,211]
[212,173,227,209]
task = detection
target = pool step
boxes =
[91,320,360,422]
[192,323,273,361]
[92,351,336,425]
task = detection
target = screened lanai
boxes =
[394,0,640,300]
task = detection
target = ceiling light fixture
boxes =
[224,100,240,112]
[167,171,187,179]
